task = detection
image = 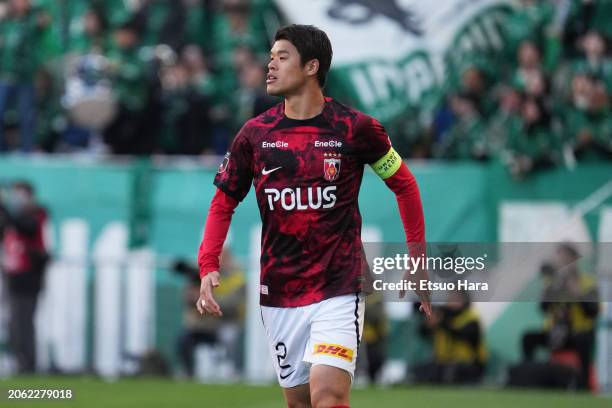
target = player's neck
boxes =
[283,87,325,120]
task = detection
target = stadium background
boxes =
[0,0,611,406]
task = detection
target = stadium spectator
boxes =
[0,0,608,165]
[518,243,599,390]
[411,290,487,385]
[67,6,109,55]
[33,67,63,152]
[505,96,560,178]
[0,181,49,374]
[0,0,50,152]
[209,0,271,120]
[459,65,495,118]
[572,31,612,92]
[102,20,155,155]
[564,72,612,160]
[235,58,278,126]
[486,86,523,157]
[133,0,189,51]
[158,46,216,155]
[434,93,488,160]
[563,0,612,51]
[182,0,211,52]
[173,252,245,379]
[513,41,547,92]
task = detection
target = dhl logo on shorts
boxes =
[313,343,354,362]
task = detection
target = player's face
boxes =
[267,40,309,97]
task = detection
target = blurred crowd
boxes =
[0,0,279,155]
[0,0,610,170]
[410,0,612,178]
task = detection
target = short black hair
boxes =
[274,24,333,88]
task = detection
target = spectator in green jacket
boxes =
[512,41,546,91]
[103,20,154,155]
[134,0,192,50]
[67,5,109,55]
[564,0,612,46]
[487,86,523,158]
[434,93,488,161]
[158,45,219,155]
[506,96,560,178]
[572,31,612,92]
[564,72,612,160]
[210,0,270,99]
[0,0,49,152]
[235,57,278,126]
[459,65,496,119]
[33,66,63,152]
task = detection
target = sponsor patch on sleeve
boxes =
[370,147,402,179]
[313,343,354,362]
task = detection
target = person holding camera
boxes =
[519,243,599,389]
[411,290,487,385]
[172,250,245,378]
[0,181,49,373]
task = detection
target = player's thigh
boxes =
[260,305,311,388]
[310,364,351,407]
[282,383,311,408]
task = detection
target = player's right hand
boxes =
[196,271,223,317]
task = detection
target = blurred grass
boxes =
[0,376,610,408]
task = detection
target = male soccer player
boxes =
[197,24,431,408]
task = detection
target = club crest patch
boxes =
[323,153,341,181]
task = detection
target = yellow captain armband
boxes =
[370,147,402,179]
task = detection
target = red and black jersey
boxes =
[214,97,392,307]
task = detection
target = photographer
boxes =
[0,181,49,373]
[518,243,599,389]
[411,290,487,384]
[172,250,244,378]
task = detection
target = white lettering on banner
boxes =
[349,55,438,118]
[276,0,510,122]
[264,186,337,211]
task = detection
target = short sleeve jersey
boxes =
[214,97,391,307]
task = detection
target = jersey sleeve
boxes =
[353,115,402,179]
[213,124,254,202]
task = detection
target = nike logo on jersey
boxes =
[262,166,282,175]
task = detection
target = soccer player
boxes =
[197,24,431,408]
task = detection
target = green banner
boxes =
[276,0,513,123]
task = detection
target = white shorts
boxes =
[260,293,365,388]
